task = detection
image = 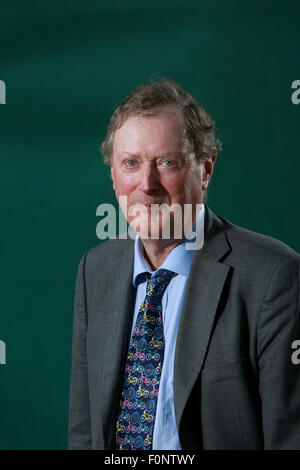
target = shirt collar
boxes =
[133,204,205,286]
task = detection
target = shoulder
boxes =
[77,237,135,276]
[218,214,300,271]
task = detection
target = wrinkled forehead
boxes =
[113,107,189,158]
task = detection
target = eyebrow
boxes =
[119,151,183,159]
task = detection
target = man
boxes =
[68,78,300,450]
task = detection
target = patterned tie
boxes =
[115,268,177,450]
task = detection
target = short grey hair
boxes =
[100,77,222,166]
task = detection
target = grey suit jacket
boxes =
[68,205,300,450]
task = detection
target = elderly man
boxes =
[68,78,300,450]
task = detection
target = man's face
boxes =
[111,107,213,240]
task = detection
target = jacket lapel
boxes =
[94,241,136,449]
[173,206,232,442]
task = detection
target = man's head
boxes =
[101,78,221,241]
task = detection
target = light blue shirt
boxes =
[131,205,205,450]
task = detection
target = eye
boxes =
[161,160,174,167]
[124,160,137,168]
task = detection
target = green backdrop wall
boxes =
[0,0,299,449]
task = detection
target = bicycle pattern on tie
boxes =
[115,269,177,450]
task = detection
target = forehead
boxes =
[113,107,185,157]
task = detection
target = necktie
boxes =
[115,268,177,450]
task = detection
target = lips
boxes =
[131,201,168,207]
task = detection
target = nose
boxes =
[137,162,160,193]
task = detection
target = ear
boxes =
[211,146,217,165]
[202,148,217,190]
[110,167,115,191]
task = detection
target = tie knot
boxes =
[153,268,177,283]
[146,269,177,301]
[135,272,151,286]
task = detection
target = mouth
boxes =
[131,201,167,208]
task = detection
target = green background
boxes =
[0,0,299,449]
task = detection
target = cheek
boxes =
[165,172,202,203]
[162,174,187,197]
[113,174,137,198]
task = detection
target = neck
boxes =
[141,238,181,271]
[137,204,204,270]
